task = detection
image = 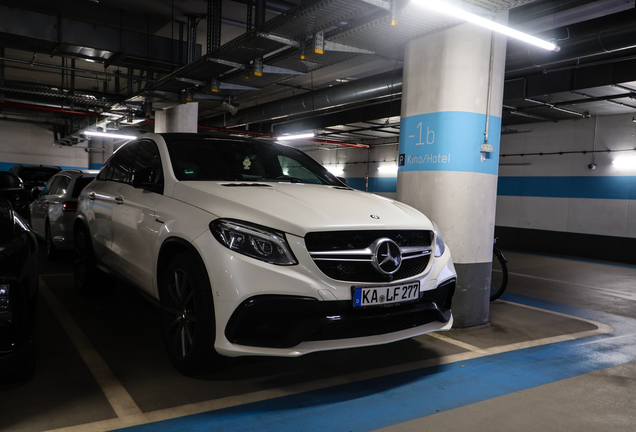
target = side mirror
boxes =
[132,167,163,194]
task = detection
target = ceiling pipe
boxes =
[0,100,101,117]
[141,121,370,149]
[207,69,403,128]
[506,10,636,74]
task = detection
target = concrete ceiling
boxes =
[1,0,636,146]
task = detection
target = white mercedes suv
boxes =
[74,133,456,376]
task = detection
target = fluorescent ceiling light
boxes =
[411,0,560,52]
[326,166,344,176]
[277,132,315,141]
[378,165,399,174]
[84,131,136,140]
[612,156,636,169]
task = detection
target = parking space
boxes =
[3,246,635,432]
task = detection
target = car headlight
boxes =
[210,219,298,266]
[432,221,446,258]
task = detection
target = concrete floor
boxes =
[2,246,636,432]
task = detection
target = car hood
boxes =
[172,181,433,236]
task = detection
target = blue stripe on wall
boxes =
[498,176,636,200]
[342,175,636,199]
[344,177,397,193]
[0,162,87,172]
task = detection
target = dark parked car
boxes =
[9,164,61,194]
[0,171,31,219]
[0,198,39,383]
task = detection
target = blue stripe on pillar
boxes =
[497,176,636,200]
[398,111,500,175]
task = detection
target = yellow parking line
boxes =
[40,278,143,419]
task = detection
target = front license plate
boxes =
[353,282,420,307]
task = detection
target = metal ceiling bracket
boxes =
[359,0,390,10]
[314,30,374,55]
[208,79,220,93]
[254,58,264,77]
[262,65,305,75]
[220,83,260,91]
[206,57,244,70]
[257,32,301,48]
[314,31,325,55]
[175,77,205,87]
[324,41,375,54]
[207,78,260,92]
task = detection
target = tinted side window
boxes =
[110,143,139,183]
[132,141,163,187]
[53,176,71,195]
[41,176,57,195]
[44,177,62,196]
[99,142,139,183]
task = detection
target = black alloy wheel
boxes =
[160,252,226,376]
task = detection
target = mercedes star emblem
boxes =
[371,238,402,275]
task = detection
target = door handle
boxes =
[89,192,96,201]
[115,195,124,205]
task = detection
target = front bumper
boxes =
[226,278,455,349]
[194,230,457,358]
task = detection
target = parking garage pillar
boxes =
[397,16,507,327]
[155,103,199,133]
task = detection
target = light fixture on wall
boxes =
[612,155,636,169]
[277,132,315,141]
[411,0,560,52]
[326,166,344,176]
[83,131,136,140]
[378,165,399,174]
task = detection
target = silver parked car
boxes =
[29,169,97,259]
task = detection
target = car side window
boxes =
[53,176,71,195]
[44,177,62,196]
[111,143,139,183]
[98,142,140,183]
[41,176,58,195]
[131,140,164,191]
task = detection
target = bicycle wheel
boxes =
[490,247,508,302]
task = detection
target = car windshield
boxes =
[165,136,343,186]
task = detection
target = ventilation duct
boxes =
[210,69,403,127]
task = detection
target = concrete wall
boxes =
[305,143,400,200]
[0,120,89,171]
[496,113,636,263]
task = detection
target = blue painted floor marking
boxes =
[114,294,636,432]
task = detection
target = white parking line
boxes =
[40,297,613,432]
[426,332,489,353]
[39,278,143,419]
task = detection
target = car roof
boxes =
[55,169,99,178]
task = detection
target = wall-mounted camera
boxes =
[588,163,597,171]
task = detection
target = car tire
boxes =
[45,221,59,260]
[160,252,227,376]
[73,224,104,296]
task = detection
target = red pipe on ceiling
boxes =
[0,101,101,117]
